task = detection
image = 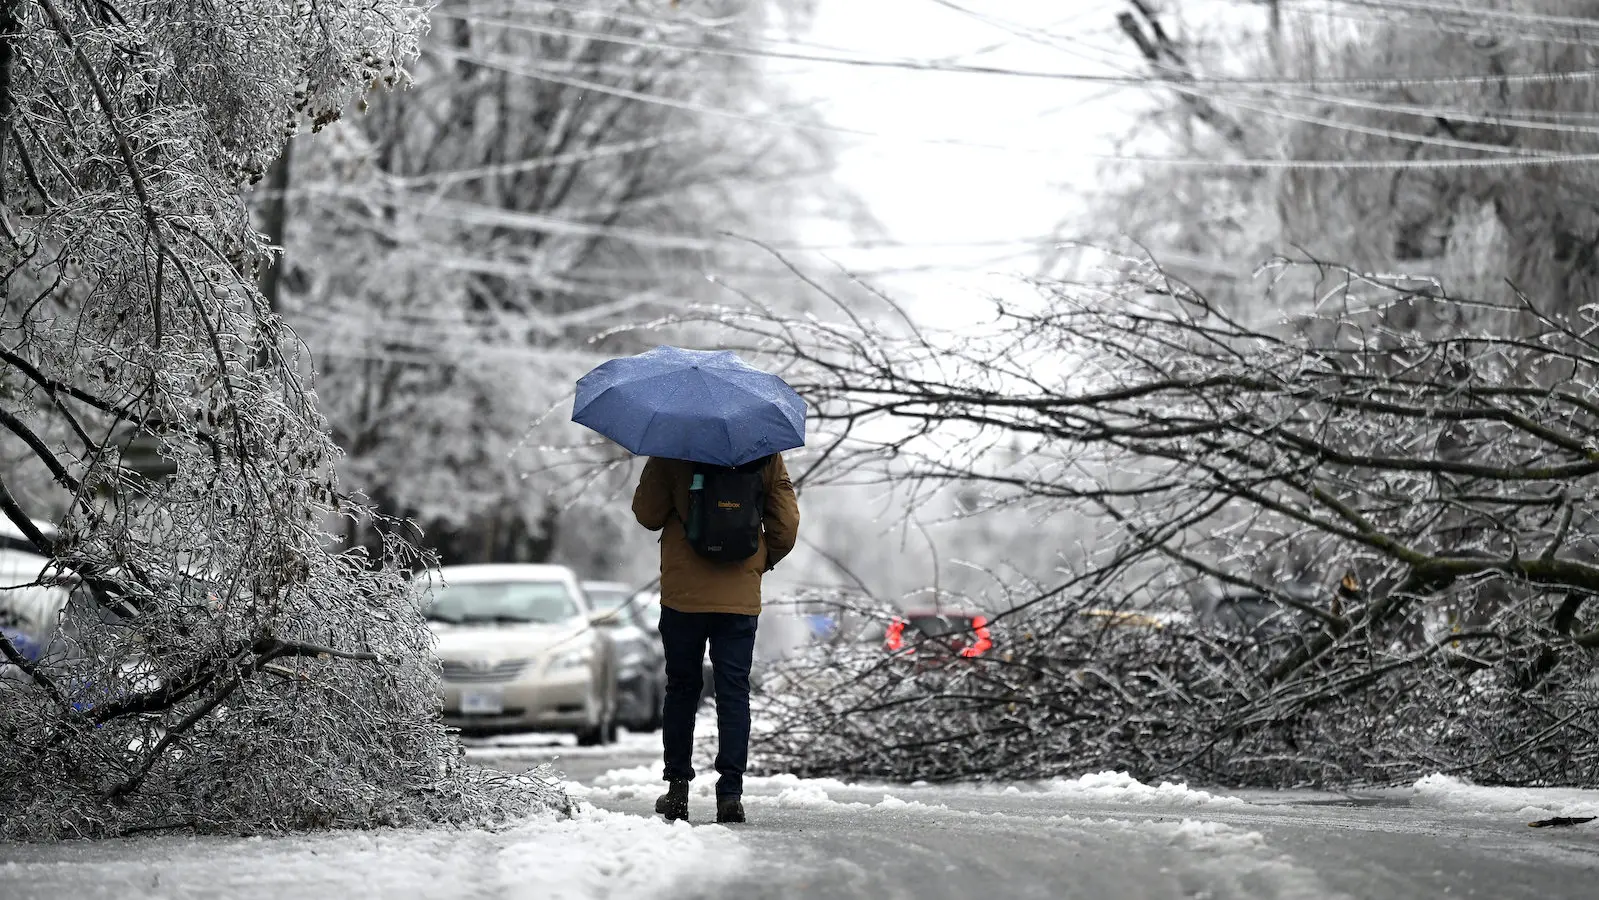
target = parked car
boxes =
[0,519,71,680]
[423,564,619,745]
[1078,608,1191,630]
[623,586,715,704]
[1195,581,1330,638]
[884,609,994,659]
[582,580,665,732]
[632,589,662,631]
[0,519,161,715]
[1189,572,1364,652]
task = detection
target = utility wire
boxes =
[426,9,1599,91]
[1257,83,1599,137]
[925,0,1599,165]
[458,0,872,54]
[1310,0,1599,31]
[382,131,702,189]
[296,178,1079,251]
[1006,6,1578,158]
[923,0,1585,159]
[421,45,1599,169]
[1272,0,1599,48]
[424,2,1599,168]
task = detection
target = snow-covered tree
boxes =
[0,0,556,839]
[1079,0,1599,328]
[1269,1,1599,327]
[275,0,853,575]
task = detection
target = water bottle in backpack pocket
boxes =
[684,458,767,563]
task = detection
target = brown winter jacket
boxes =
[631,454,800,616]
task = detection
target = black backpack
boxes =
[684,457,768,564]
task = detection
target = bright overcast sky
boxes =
[777,0,1145,322]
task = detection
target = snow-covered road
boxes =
[481,729,1599,900]
[4,727,1599,899]
[559,764,1599,900]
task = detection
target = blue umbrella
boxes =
[572,346,805,467]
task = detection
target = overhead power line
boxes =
[1280,0,1599,48]
[1311,0,1599,32]
[420,45,1599,169]
[425,9,1599,91]
[917,0,1599,168]
[293,180,1076,251]
[1106,150,1599,170]
[458,0,867,54]
[1258,84,1599,136]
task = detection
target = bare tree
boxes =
[0,0,558,839]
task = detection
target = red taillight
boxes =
[960,615,993,658]
[885,617,905,651]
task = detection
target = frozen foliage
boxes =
[751,588,1599,788]
[0,0,561,838]
[724,263,1599,788]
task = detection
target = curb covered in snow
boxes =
[1412,773,1599,821]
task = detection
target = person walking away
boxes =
[632,452,800,824]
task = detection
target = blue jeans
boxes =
[658,605,758,798]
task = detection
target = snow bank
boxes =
[0,807,745,900]
[593,766,851,794]
[594,765,857,809]
[587,766,946,814]
[1040,771,1249,808]
[873,795,945,812]
[588,765,1245,813]
[773,784,842,809]
[1412,773,1599,820]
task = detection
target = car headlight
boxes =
[546,647,593,673]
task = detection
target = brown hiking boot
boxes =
[655,780,690,822]
[716,796,745,824]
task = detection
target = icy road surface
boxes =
[488,730,1599,900]
[2,727,1596,900]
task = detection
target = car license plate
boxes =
[460,687,504,715]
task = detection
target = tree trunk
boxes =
[257,138,292,316]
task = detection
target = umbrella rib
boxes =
[638,371,697,460]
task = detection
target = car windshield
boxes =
[584,587,633,615]
[1213,597,1291,633]
[427,581,578,625]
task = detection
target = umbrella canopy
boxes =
[571,345,805,467]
